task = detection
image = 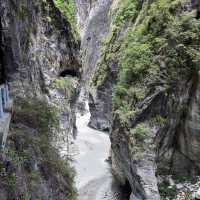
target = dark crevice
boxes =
[196,10,200,19]
[120,180,132,199]
[59,69,79,77]
[192,0,200,19]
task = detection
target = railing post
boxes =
[0,90,4,118]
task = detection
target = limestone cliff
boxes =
[0,0,80,199]
[75,0,113,131]
[87,0,200,199]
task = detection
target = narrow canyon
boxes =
[0,0,200,200]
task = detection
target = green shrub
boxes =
[14,98,59,137]
[130,124,149,142]
[21,192,31,200]
[119,41,153,85]
[54,0,79,39]
[29,171,41,181]
[4,97,77,199]
[54,77,77,90]
[159,182,177,199]
[92,0,142,87]
[111,0,200,122]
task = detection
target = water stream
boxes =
[73,102,130,200]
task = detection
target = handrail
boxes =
[0,84,10,118]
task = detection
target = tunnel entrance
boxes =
[59,69,79,78]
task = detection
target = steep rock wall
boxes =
[75,0,113,131]
[0,0,81,140]
[90,0,200,199]
[1,0,80,94]
[0,0,80,199]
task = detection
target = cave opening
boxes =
[59,69,79,78]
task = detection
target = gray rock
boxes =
[85,0,200,199]
[0,0,80,199]
[176,183,184,190]
[76,0,113,131]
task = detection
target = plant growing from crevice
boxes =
[130,124,149,142]
[53,0,79,39]
[159,181,177,199]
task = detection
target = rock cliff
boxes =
[75,0,113,131]
[1,0,200,199]
[0,0,80,199]
[87,0,200,199]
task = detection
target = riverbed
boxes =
[74,105,129,200]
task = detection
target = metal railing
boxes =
[0,84,9,118]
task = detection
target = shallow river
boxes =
[74,108,129,200]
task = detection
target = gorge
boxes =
[0,0,200,200]
[73,100,131,200]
